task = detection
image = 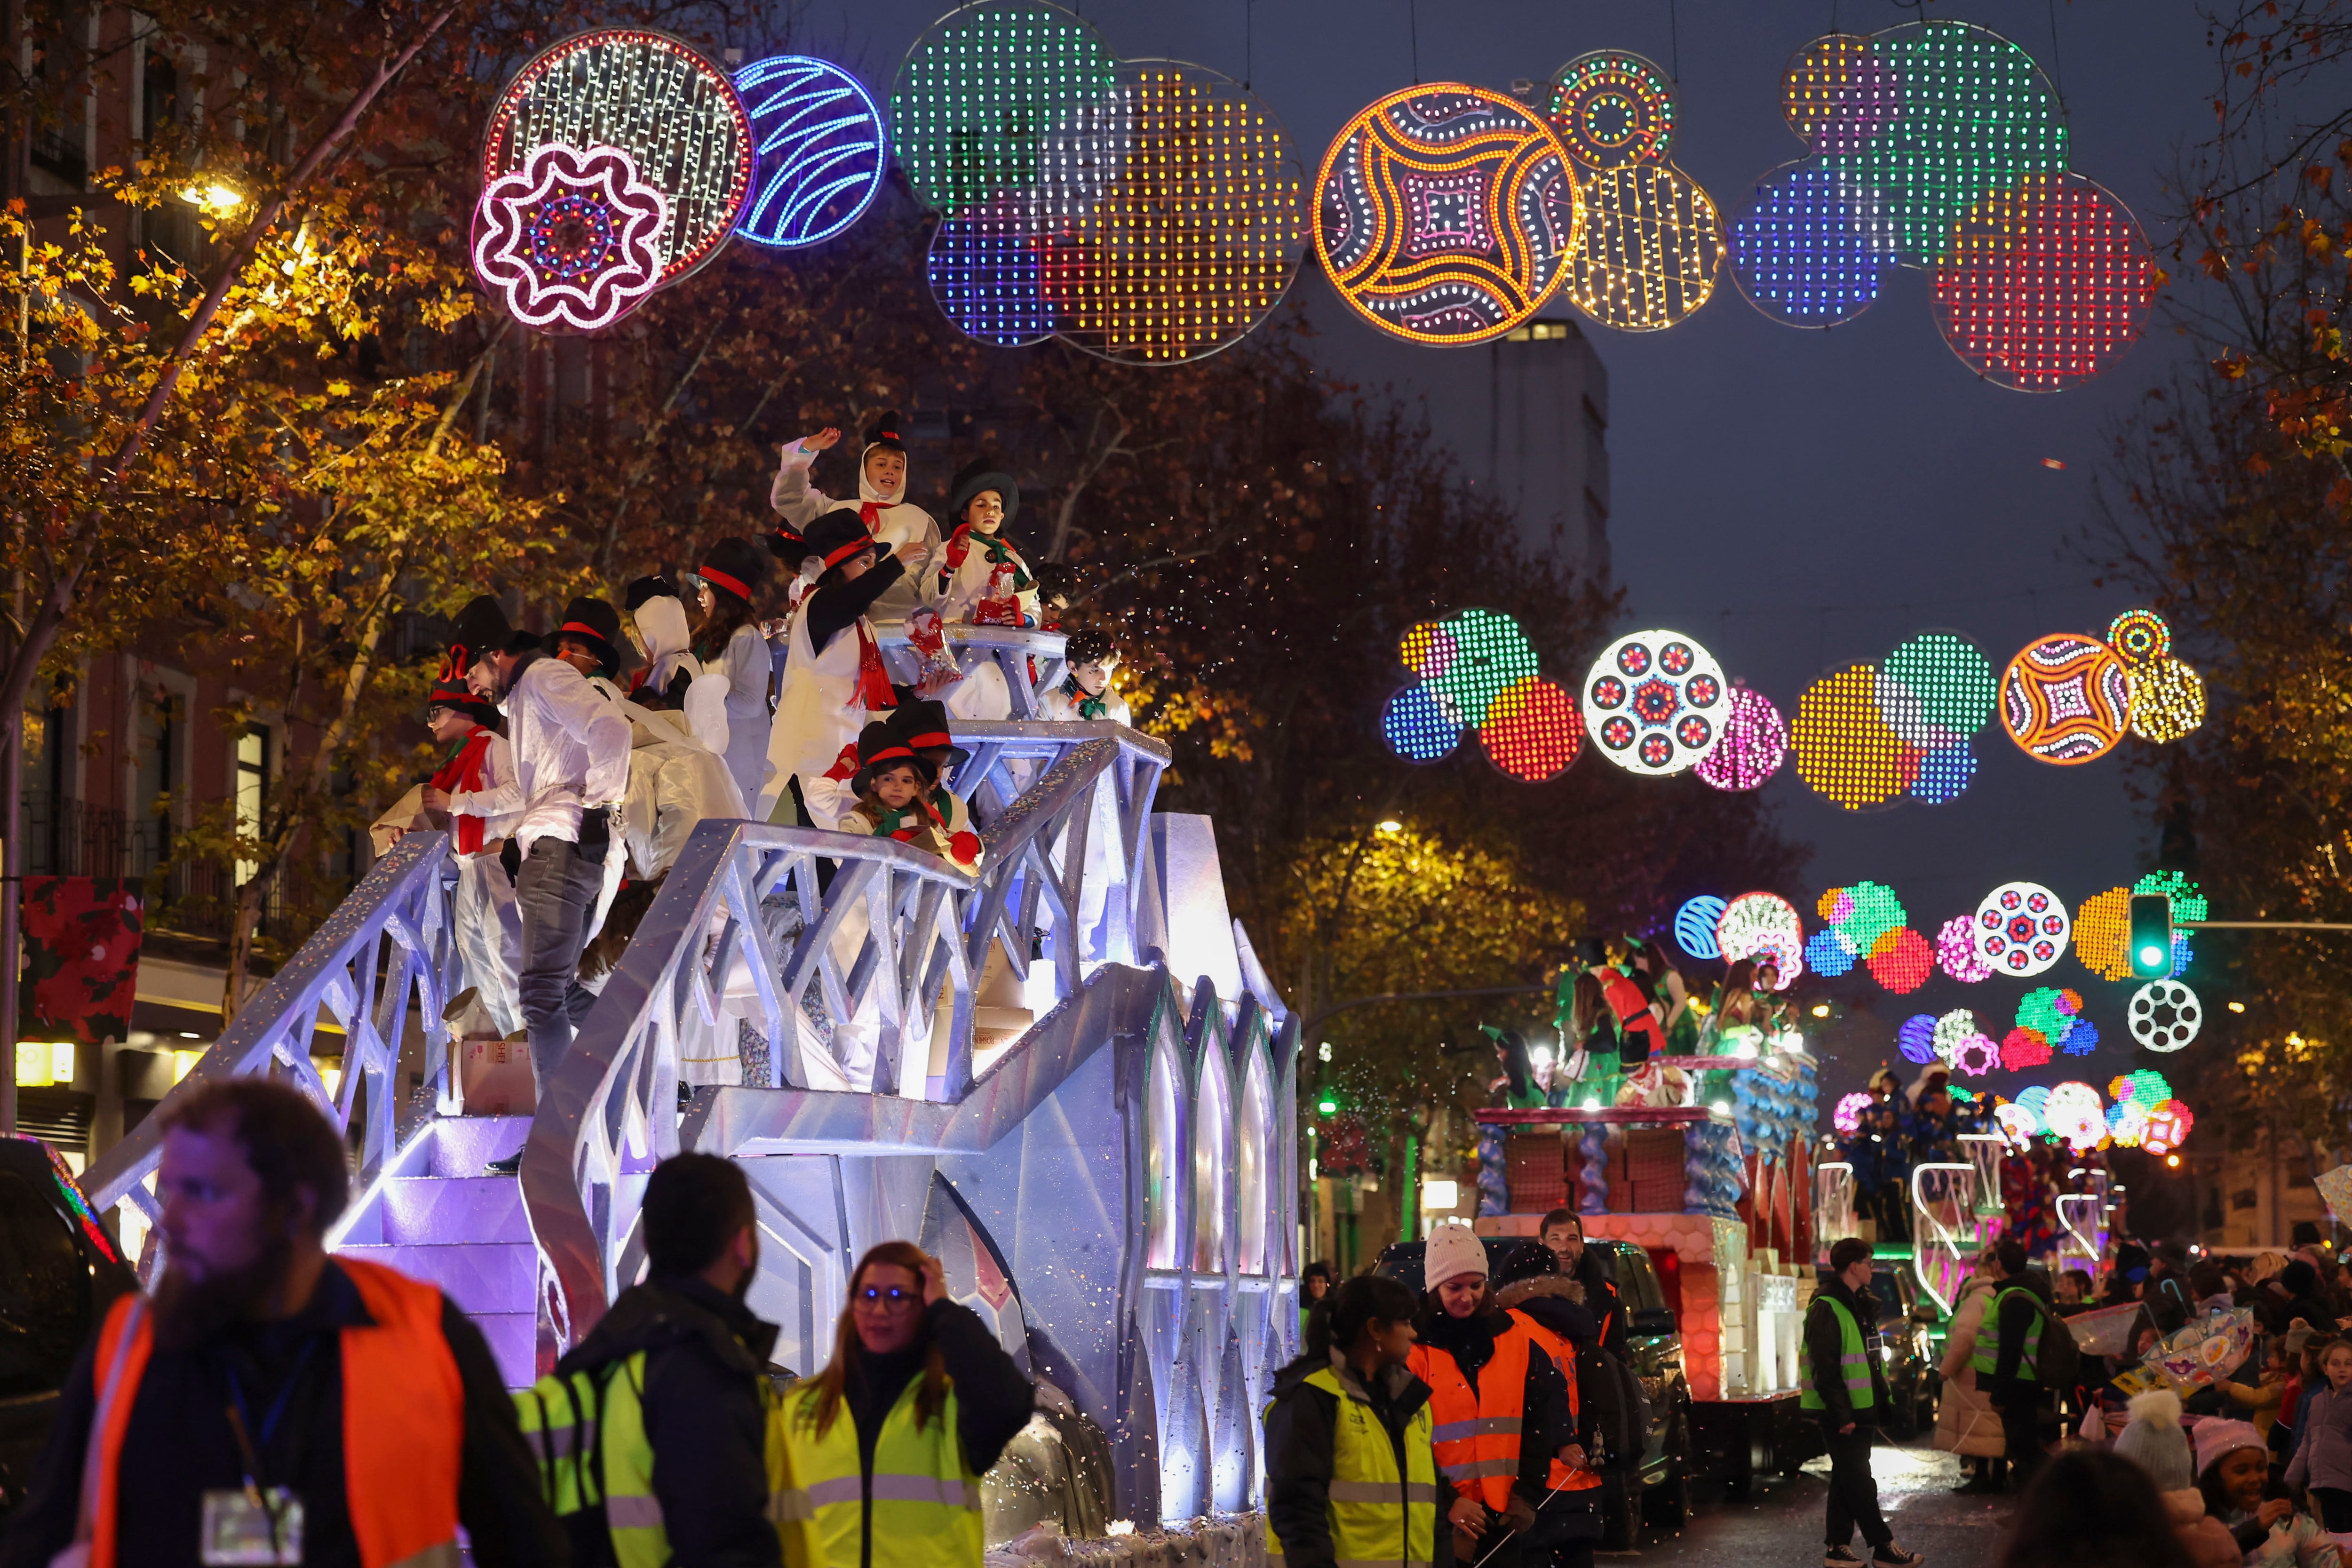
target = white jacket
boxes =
[1038,679,1130,726]
[770,438,938,624]
[500,654,632,852]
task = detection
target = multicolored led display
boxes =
[473,144,670,333]
[2107,607,2206,744]
[732,56,889,249]
[1973,880,2070,976]
[1867,927,1932,993]
[890,1,1119,215]
[1937,914,1991,982]
[2136,871,2206,977]
[1382,683,1462,762]
[1315,84,1582,344]
[1716,892,1805,987]
[1792,633,1995,809]
[2001,634,2132,764]
[1951,1028,2001,1077]
[2000,1027,2053,1070]
[1387,609,1575,781]
[481,29,754,294]
[2128,979,2202,1053]
[1544,52,1720,333]
[1674,895,1728,960]
[1581,629,1729,775]
[1931,1008,1980,1065]
[1695,683,1787,792]
[2043,1081,2107,1149]
[1481,675,1582,781]
[1793,663,1913,809]
[2079,873,2201,980]
[1732,22,2153,391]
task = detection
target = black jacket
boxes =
[0,1261,567,1568]
[558,1274,784,1568]
[1566,1251,1628,1357]
[803,555,906,655]
[1264,1352,1455,1568]
[1494,1278,1601,1454]
[1414,1304,1579,1503]
[1804,1275,1891,1430]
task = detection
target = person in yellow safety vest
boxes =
[1,1078,566,1568]
[770,1241,1034,1568]
[516,1152,786,1567]
[1264,1272,1447,1568]
[1802,1236,1923,1568]
[1975,1237,2051,1488]
[1409,1222,1590,1568]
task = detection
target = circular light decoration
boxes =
[1833,1090,1874,1137]
[889,0,1119,217]
[2060,1019,2101,1056]
[2128,658,2207,744]
[2106,608,2172,666]
[2128,980,2202,1053]
[482,29,754,292]
[1045,61,1308,363]
[2074,886,2134,981]
[1973,880,2070,976]
[2000,634,2132,765]
[2014,1083,2052,1124]
[1994,1100,2042,1145]
[1696,684,1787,792]
[1908,744,1978,804]
[1833,881,1906,951]
[1481,677,1581,781]
[472,144,671,334]
[1581,630,1727,775]
[1314,84,1583,345]
[1794,663,1915,809]
[1382,684,1461,763]
[731,56,889,249]
[1563,160,1724,334]
[2016,986,2084,1048]
[1716,892,1805,988]
[1401,620,1458,678]
[2043,1081,2107,1150]
[1728,161,1895,326]
[2142,1099,2193,1155]
[2001,1026,2053,1070]
[1429,610,1542,729]
[927,199,1058,345]
[1546,51,1677,171]
[1931,1008,1980,1064]
[1936,914,1991,982]
[1898,1013,1939,1064]
[1867,927,1932,994]
[1878,632,1996,748]
[2110,1067,2172,1107]
[1674,895,1728,960]
[1951,1031,2001,1077]
[1933,171,2155,393]
[1804,927,1857,978]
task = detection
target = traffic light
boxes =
[2129,892,2175,979]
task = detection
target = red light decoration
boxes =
[473,144,669,334]
[2142,1099,2194,1155]
[1866,926,1932,994]
[1932,171,2155,393]
[1481,677,1582,781]
[2000,1026,2053,1070]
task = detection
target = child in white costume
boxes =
[771,510,924,830]
[1038,630,1131,725]
[688,537,777,812]
[769,413,938,625]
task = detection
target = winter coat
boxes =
[1494,1276,1601,1354]
[770,441,939,625]
[2218,1506,2343,1568]
[1935,1276,2005,1458]
[2163,1490,2248,1568]
[1263,1351,1454,1568]
[2286,1382,2352,1495]
[1804,1275,1892,1429]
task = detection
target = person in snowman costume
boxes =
[688,536,777,812]
[770,412,938,626]
[932,456,1037,627]
[1038,629,1130,724]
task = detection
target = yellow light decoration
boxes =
[1046,60,1307,364]
[2074,885,2133,982]
[1563,162,1724,332]
[2128,656,2206,743]
[1780,34,1875,149]
[1313,83,1584,345]
[1793,663,1913,810]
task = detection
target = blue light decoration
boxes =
[1728,163,1893,325]
[1897,1013,1938,1064]
[926,200,1057,346]
[2061,1018,2100,1057]
[732,56,890,249]
[1382,684,1462,763]
[1674,895,1727,959]
[1909,742,1976,803]
[1804,927,1857,977]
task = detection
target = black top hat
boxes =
[802,512,883,575]
[424,673,501,731]
[430,597,514,728]
[863,410,908,456]
[699,537,770,606]
[1029,559,1075,606]
[624,575,680,612]
[765,522,810,569]
[554,597,627,678]
[850,720,932,798]
[1062,629,1118,669]
[887,699,970,770]
[948,456,1019,525]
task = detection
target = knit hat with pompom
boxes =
[2113,1389,2193,1493]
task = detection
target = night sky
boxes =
[778,0,2225,1099]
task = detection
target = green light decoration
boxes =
[890,0,1119,217]
[1877,631,1995,748]
[1423,608,1542,730]
[1833,881,1906,953]
[2133,870,2209,924]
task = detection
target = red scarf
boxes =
[851,621,897,712]
[429,727,496,855]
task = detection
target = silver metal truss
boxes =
[80,834,463,1243]
[876,624,1069,719]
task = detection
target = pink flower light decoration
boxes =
[1697,683,1788,792]
[474,143,670,333]
[1936,914,1990,982]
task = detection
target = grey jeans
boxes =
[515,833,603,1088]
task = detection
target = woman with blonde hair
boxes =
[773,1242,1034,1568]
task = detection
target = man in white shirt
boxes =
[470,606,631,1169]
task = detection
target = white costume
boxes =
[1037,678,1131,725]
[929,524,1036,627]
[768,559,905,828]
[435,729,524,1036]
[770,438,938,624]
[698,621,774,812]
[617,702,748,879]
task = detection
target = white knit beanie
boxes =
[2112,1389,2193,1493]
[1424,1222,1490,1293]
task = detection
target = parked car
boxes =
[0,1136,138,1523]
[1372,1235,1690,1547]
[1870,1258,1941,1440]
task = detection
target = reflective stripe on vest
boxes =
[1969,1287,2046,1380]
[88,1258,464,1568]
[1264,1366,1437,1568]
[514,1348,667,1568]
[1799,1296,1877,1412]
[775,1374,985,1568]
[1508,1311,1603,1494]
[1412,1322,1568,1510]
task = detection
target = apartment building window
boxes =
[234,727,269,885]
[135,688,182,873]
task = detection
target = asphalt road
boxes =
[1630,1440,2014,1568]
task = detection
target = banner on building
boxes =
[20,876,144,1046]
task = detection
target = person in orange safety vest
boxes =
[1411,1222,1600,1568]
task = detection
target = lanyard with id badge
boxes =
[201,1339,315,1566]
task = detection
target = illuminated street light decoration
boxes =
[2017,986,2085,1049]
[1732,22,2152,391]
[927,199,1058,345]
[2073,885,2133,981]
[2105,609,2207,745]
[1867,927,1932,994]
[1674,895,1728,960]
[1804,927,1857,978]
[2000,634,2132,764]
[2000,1027,2053,1070]
[1972,880,2070,976]
[2043,1081,2107,1150]
[1951,1029,2000,1077]
[1898,1013,1939,1065]
[1581,629,1729,774]
[1481,677,1582,780]
[1315,83,1583,345]
[2061,1019,2101,1056]
[1833,1090,1874,1136]
[731,56,889,248]
[1386,609,1573,781]
[1936,914,1991,982]
[1382,684,1461,763]
[472,144,670,333]
[482,29,754,293]
[2135,870,2204,977]
[2128,979,2202,1052]
[1931,1008,1979,1065]
[1544,52,1721,334]
[1696,682,1787,791]
[2110,1068,2172,1108]
[2141,1099,2194,1155]
[889,0,1119,216]
[1715,892,1805,987]
[1422,609,1540,727]
[2106,607,2171,665]
[1994,1100,2042,1145]
[1879,632,1996,748]
[1793,663,1913,809]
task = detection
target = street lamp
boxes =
[181,181,245,217]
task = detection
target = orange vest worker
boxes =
[1410,1312,1604,1509]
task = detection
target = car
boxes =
[1867,1258,1942,1439]
[0,1135,138,1523]
[1371,1234,1689,1548]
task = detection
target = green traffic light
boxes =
[2138,943,2166,966]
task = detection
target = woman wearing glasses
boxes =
[772,1241,1035,1567]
